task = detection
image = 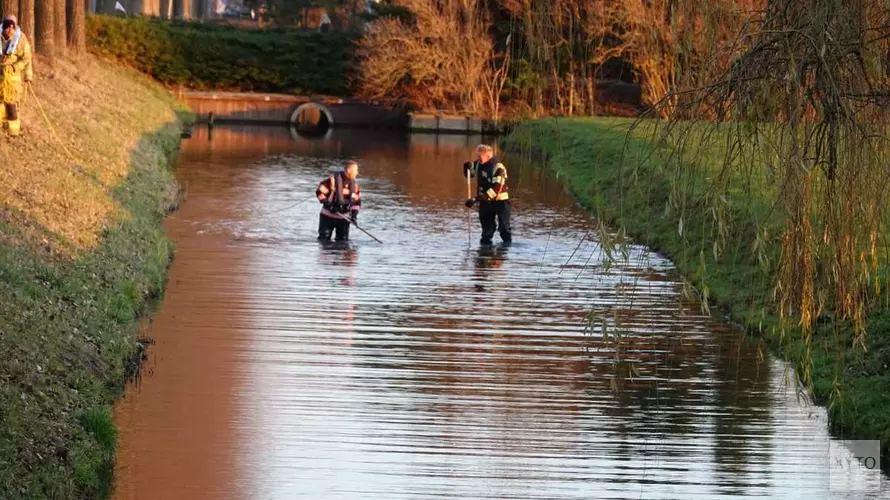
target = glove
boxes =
[338,203,351,214]
[462,161,473,177]
[350,210,358,222]
[476,194,488,203]
[465,198,475,208]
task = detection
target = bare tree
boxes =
[53,0,65,54]
[481,30,512,124]
[357,0,495,114]
[21,0,35,46]
[67,0,85,51]
[493,0,755,117]
[172,0,183,19]
[35,0,55,60]
[359,0,756,116]
[602,0,758,117]
[2,0,19,20]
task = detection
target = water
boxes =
[113,126,888,499]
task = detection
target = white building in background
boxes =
[91,0,375,24]
[91,0,224,21]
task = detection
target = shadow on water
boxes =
[113,125,888,500]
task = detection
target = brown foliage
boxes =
[357,0,759,116]
[356,0,495,114]
[499,0,622,115]
[608,0,762,116]
[489,0,758,117]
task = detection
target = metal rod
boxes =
[466,170,472,247]
[332,213,383,244]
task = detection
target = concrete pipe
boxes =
[290,102,334,135]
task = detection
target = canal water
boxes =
[112,126,887,499]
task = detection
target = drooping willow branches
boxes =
[644,0,890,388]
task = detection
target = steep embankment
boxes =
[0,56,188,498]
[505,118,890,459]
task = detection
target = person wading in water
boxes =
[463,144,512,245]
[316,161,361,242]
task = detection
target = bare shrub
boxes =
[491,0,758,117]
[610,0,763,117]
[356,0,495,114]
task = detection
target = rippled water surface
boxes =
[113,126,887,499]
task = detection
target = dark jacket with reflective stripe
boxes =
[469,157,509,202]
[316,171,361,216]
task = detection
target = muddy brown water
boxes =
[113,126,887,499]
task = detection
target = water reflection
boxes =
[114,125,888,500]
[473,243,508,292]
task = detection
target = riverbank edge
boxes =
[503,118,890,465]
[0,108,192,498]
[98,116,192,498]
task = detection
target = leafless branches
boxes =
[356,0,495,114]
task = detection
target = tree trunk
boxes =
[159,0,169,18]
[35,0,55,61]
[21,0,35,48]
[53,0,65,54]
[568,70,575,116]
[66,0,84,51]
[2,0,18,20]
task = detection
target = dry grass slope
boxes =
[0,55,188,499]
[0,56,177,252]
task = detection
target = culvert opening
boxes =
[291,103,333,135]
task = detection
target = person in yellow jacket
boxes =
[462,144,512,245]
[0,15,32,137]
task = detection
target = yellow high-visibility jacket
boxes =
[1,30,32,104]
[468,158,510,201]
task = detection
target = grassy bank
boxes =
[87,15,356,95]
[504,118,890,457]
[0,57,189,498]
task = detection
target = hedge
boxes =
[86,15,357,95]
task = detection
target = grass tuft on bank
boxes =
[504,117,890,458]
[0,56,189,499]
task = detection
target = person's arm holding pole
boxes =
[464,161,475,208]
[465,164,473,246]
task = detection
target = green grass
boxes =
[0,67,190,497]
[504,117,890,459]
